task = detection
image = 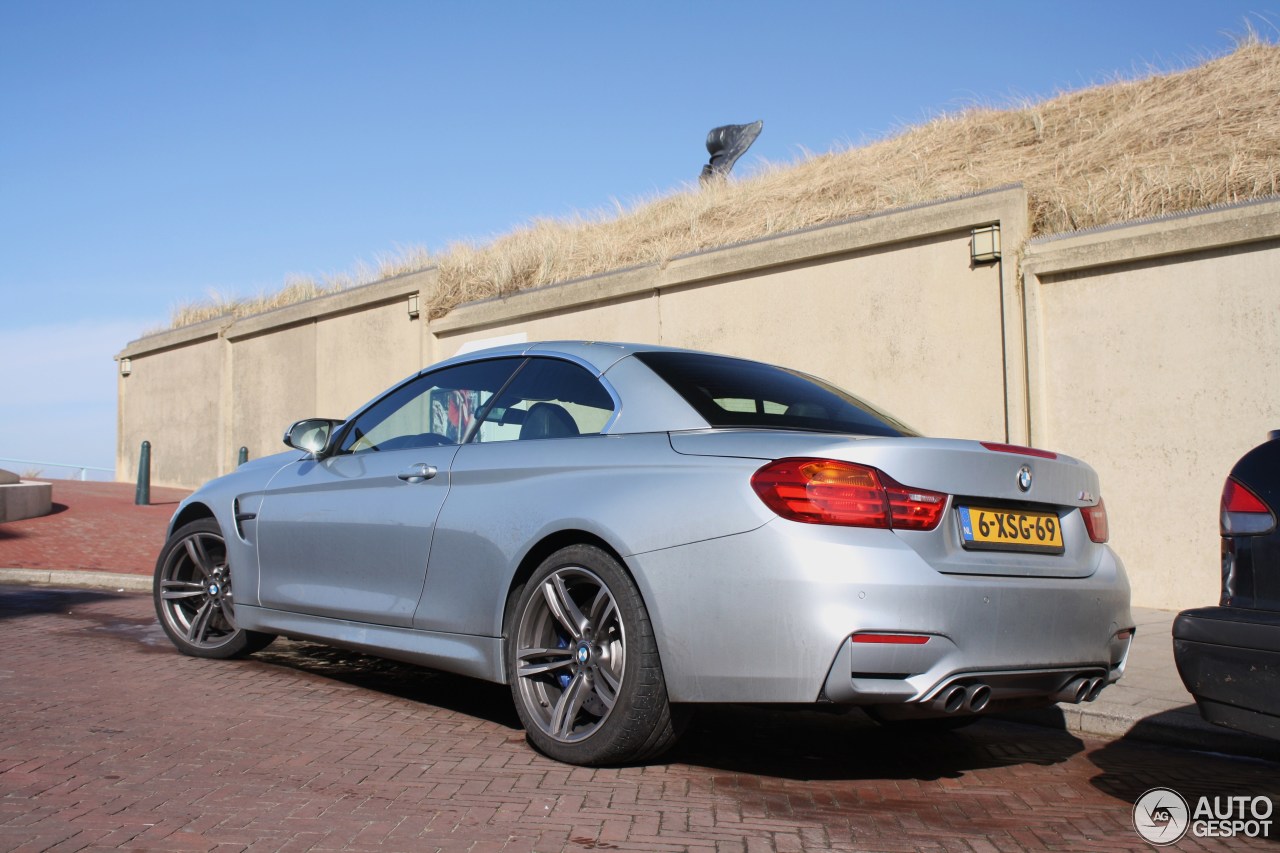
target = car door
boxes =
[254,357,525,627]
[411,356,620,634]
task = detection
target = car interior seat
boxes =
[785,402,831,420]
[519,402,580,440]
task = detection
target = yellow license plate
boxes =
[958,506,1065,554]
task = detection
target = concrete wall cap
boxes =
[226,269,434,342]
[117,319,224,360]
[118,268,436,358]
[1025,195,1280,277]
[1031,193,1280,244]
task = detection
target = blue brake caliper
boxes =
[556,632,571,689]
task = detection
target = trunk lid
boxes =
[670,430,1107,579]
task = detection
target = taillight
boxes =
[751,458,947,530]
[1221,477,1276,535]
[1080,499,1109,543]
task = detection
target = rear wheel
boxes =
[153,518,275,659]
[507,545,680,765]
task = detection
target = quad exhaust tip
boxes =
[1051,675,1106,704]
[929,676,1106,715]
[930,682,992,714]
[965,683,992,713]
[933,684,968,714]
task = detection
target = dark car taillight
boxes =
[751,458,947,530]
[1080,499,1109,543]
[1221,477,1276,535]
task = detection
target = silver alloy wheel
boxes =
[157,528,240,650]
[514,566,625,743]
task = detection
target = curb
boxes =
[0,568,151,592]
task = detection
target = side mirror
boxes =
[283,418,344,456]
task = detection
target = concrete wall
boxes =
[432,187,1030,443]
[117,272,429,486]
[1023,198,1280,610]
[655,231,1007,440]
[228,323,317,472]
[117,325,226,489]
[115,188,1280,611]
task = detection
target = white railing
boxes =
[0,457,115,482]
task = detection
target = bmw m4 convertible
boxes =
[154,341,1134,765]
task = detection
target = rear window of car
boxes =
[634,351,916,437]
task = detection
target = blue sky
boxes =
[1,1,1275,478]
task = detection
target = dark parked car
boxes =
[1173,431,1280,740]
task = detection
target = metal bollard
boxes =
[135,440,151,506]
[238,446,248,466]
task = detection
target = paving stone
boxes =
[2,587,1279,852]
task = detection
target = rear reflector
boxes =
[1080,498,1109,543]
[852,633,931,645]
[1221,477,1276,535]
[980,441,1058,460]
[751,458,947,530]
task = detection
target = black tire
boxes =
[153,517,276,659]
[506,544,680,765]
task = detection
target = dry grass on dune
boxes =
[168,40,1280,329]
[166,247,434,329]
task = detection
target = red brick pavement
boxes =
[0,481,190,575]
[1,587,1276,853]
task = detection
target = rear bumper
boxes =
[1173,605,1280,740]
[629,518,1133,704]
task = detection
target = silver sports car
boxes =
[154,341,1134,765]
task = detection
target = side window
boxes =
[338,358,522,454]
[473,358,615,443]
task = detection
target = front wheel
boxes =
[507,545,680,765]
[153,518,275,659]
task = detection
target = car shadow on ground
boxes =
[668,704,1087,781]
[1006,702,1280,785]
[1087,735,1280,835]
[1124,708,1280,763]
[250,638,523,730]
[235,635,1087,780]
[232,636,1093,781]
[0,585,126,620]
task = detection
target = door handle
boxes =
[397,463,438,483]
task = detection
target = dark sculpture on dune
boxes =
[700,120,763,184]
